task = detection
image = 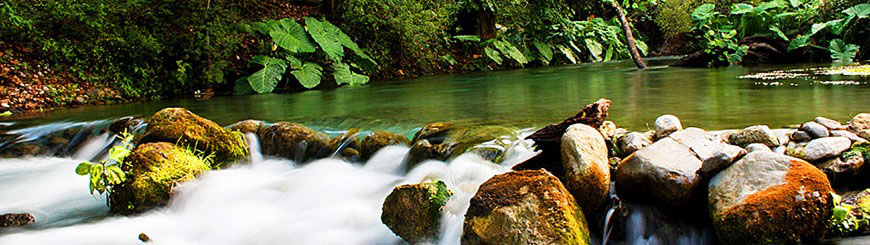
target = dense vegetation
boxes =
[0,0,867,110]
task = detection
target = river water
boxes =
[0,60,868,244]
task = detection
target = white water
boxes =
[0,128,539,244]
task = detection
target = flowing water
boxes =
[1,60,869,243]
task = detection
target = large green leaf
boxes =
[692,4,716,22]
[234,77,255,95]
[810,23,826,36]
[557,45,578,64]
[756,0,786,12]
[843,3,870,17]
[494,40,528,65]
[270,19,315,53]
[454,35,482,42]
[769,26,789,41]
[789,0,802,8]
[332,62,369,86]
[247,55,288,93]
[829,39,860,63]
[290,62,323,89]
[787,35,811,51]
[305,17,345,61]
[532,41,553,63]
[584,39,604,61]
[484,46,503,65]
[328,20,376,65]
[731,4,754,15]
[75,162,92,175]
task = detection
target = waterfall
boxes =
[71,133,114,161]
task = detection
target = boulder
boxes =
[109,116,144,136]
[258,122,331,163]
[804,137,851,161]
[708,151,833,244]
[381,180,452,243]
[560,124,609,215]
[831,130,868,143]
[140,108,248,165]
[617,132,651,156]
[228,120,264,135]
[598,120,618,141]
[360,131,410,160]
[746,143,772,152]
[817,152,864,187]
[668,128,746,176]
[815,117,847,130]
[0,213,35,228]
[328,128,361,161]
[463,170,590,244]
[790,130,812,142]
[110,142,211,214]
[654,115,682,139]
[411,122,455,144]
[616,137,703,208]
[404,140,451,170]
[728,125,780,147]
[800,122,830,139]
[849,113,870,131]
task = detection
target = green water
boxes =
[3,58,869,132]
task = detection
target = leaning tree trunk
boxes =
[611,1,647,69]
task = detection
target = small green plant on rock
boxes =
[75,131,133,197]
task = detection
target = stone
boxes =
[790,130,812,142]
[831,130,867,143]
[560,124,609,215]
[728,125,780,147]
[617,132,651,156]
[800,121,830,139]
[654,115,682,139]
[770,129,794,146]
[109,116,144,136]
[708,151,834,244]
[859,130,870,141]
[848,113,870,131]
[360,131,410,160]
[598,120,618,140]
[816,152,864,187]
[381,181,452,243]
[815,117,847,130]
[746,143,771,152]
[258,122,331,163]
[785,141,808,159]
[328,128,361,161]
[110,142,212,214]
[140,108,248,165]
[615,137,703,208]
[228,120,263,135]
[411,122,455,144]
[404,140,450,170]
[804,137,852,161]
[463,170,590,244]
[0,213,35,228]
[669,128,746,177]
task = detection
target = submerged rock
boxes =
[560,124,609,215]
[381,180,452,243]
[0,213,35,228]
[728,125,780,147]
[328,128,361,161]
[110,142,212,214]
[708,151,833,244]
[411,122,455,144]
[228,120,264,135]
[804,137,851,161]
[617,132,651,156]
[801,121,830,139]
[654,115,682,140]
[258,122,331,163]
[463,170,590,244]
[139,108,248,165]
[359,131,410,160]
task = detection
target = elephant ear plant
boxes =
[75,131,133,201]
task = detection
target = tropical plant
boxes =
[552,17,649,63]
[238,18,376,94]
[75,131,133,197]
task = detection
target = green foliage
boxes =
[829,192,870,237]
[552,17,649,63]
[246,56,288,93]
[829,39,860,63]
[76,131,133,198]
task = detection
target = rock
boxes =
[859,130,870,141]
[328,128,361,161]
[138,233,152,243]
[708,151,833,244]
[109,116,144,136]
[746,143,771,152]
[816,117,847,130]
[728,125,780,147]
[463,170,590,244]
[668,128,746,177]
[830,189,870,237]
[228,120,264,135]
[411,122,455,144]
[617,132,651,156]
[560,124,609,215]
[770,129,794,146]
[817,152,864,187]
[258,122,331,163]
[804,137,851,161]
[0,213,35,228]
[615,137,703,208]
[654,115,682,139]
[772,146,786,154]
[598,120,618,140]
[832,130,868,143]
[849,113,870,131]
[140,108,248,165]
[404,140,450,170]
[110,142,212,214]
[790,130,812,142]
[800,121,830,139]
[447,126,517,158]
[360,131,410,160]
[785,141,808,159]
[381,180,452,243]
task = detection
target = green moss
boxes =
[427,180,453,228]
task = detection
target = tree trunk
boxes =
[611,1,647,69]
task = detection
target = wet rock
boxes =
[831,130,868,143]
[258,122,331,163]
[654,115,682,140]
[140,108,248,165]
[381,180,452,243]
[560,124,609,215]
[404,140,450,169]
[0,143,47,158]
[816,117,847,130]
[772,145,786,154]
[109,116,144,136]
[616,137,703,208]
[360,131,410,160]
[728,125,780,147]
[804,137,851,161]
[790,130,812,142]
[746,143,771,152]
[785,141,808,159]
[138,233,152,243]
[328,128,361,160]
[708,151,833,244]
[598,120,618,141]
[110,142,211,214]
[849,113,870,131]
[668,128,746,177]
[447,126,516,158]
[770,129,794,146]
[817,152,865,187]
[859,130,870,141]
[468,146,504,162]
[617,132,651,156]
[0,213,35,228]
[411,122,455,144]
[228,120,264,135]
[463,170,590,244]
[801,121,830,139]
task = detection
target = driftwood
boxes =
[513,98,611,176]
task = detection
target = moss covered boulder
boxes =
[110,142,211,214]
[381,180,452,243]
[258,122,331,163]
[140,108,248,165]
[360,131,410,160]
[708,151,834,244]
[228,120,264,135]
[462,170,590,244]
[560,124,609,216]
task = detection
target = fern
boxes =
[291,62,323,88]
[247,56,287,93]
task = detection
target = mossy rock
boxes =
[258,122,331,163]
[328,128,361,161]
[381,180,452,243]
[359,131,410,160]
[406,123,517,165]
[462,170,591,244]
[228,119,264,135]
[110,142,211,214]
[404,139,451,171]
[140,108,248,166]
